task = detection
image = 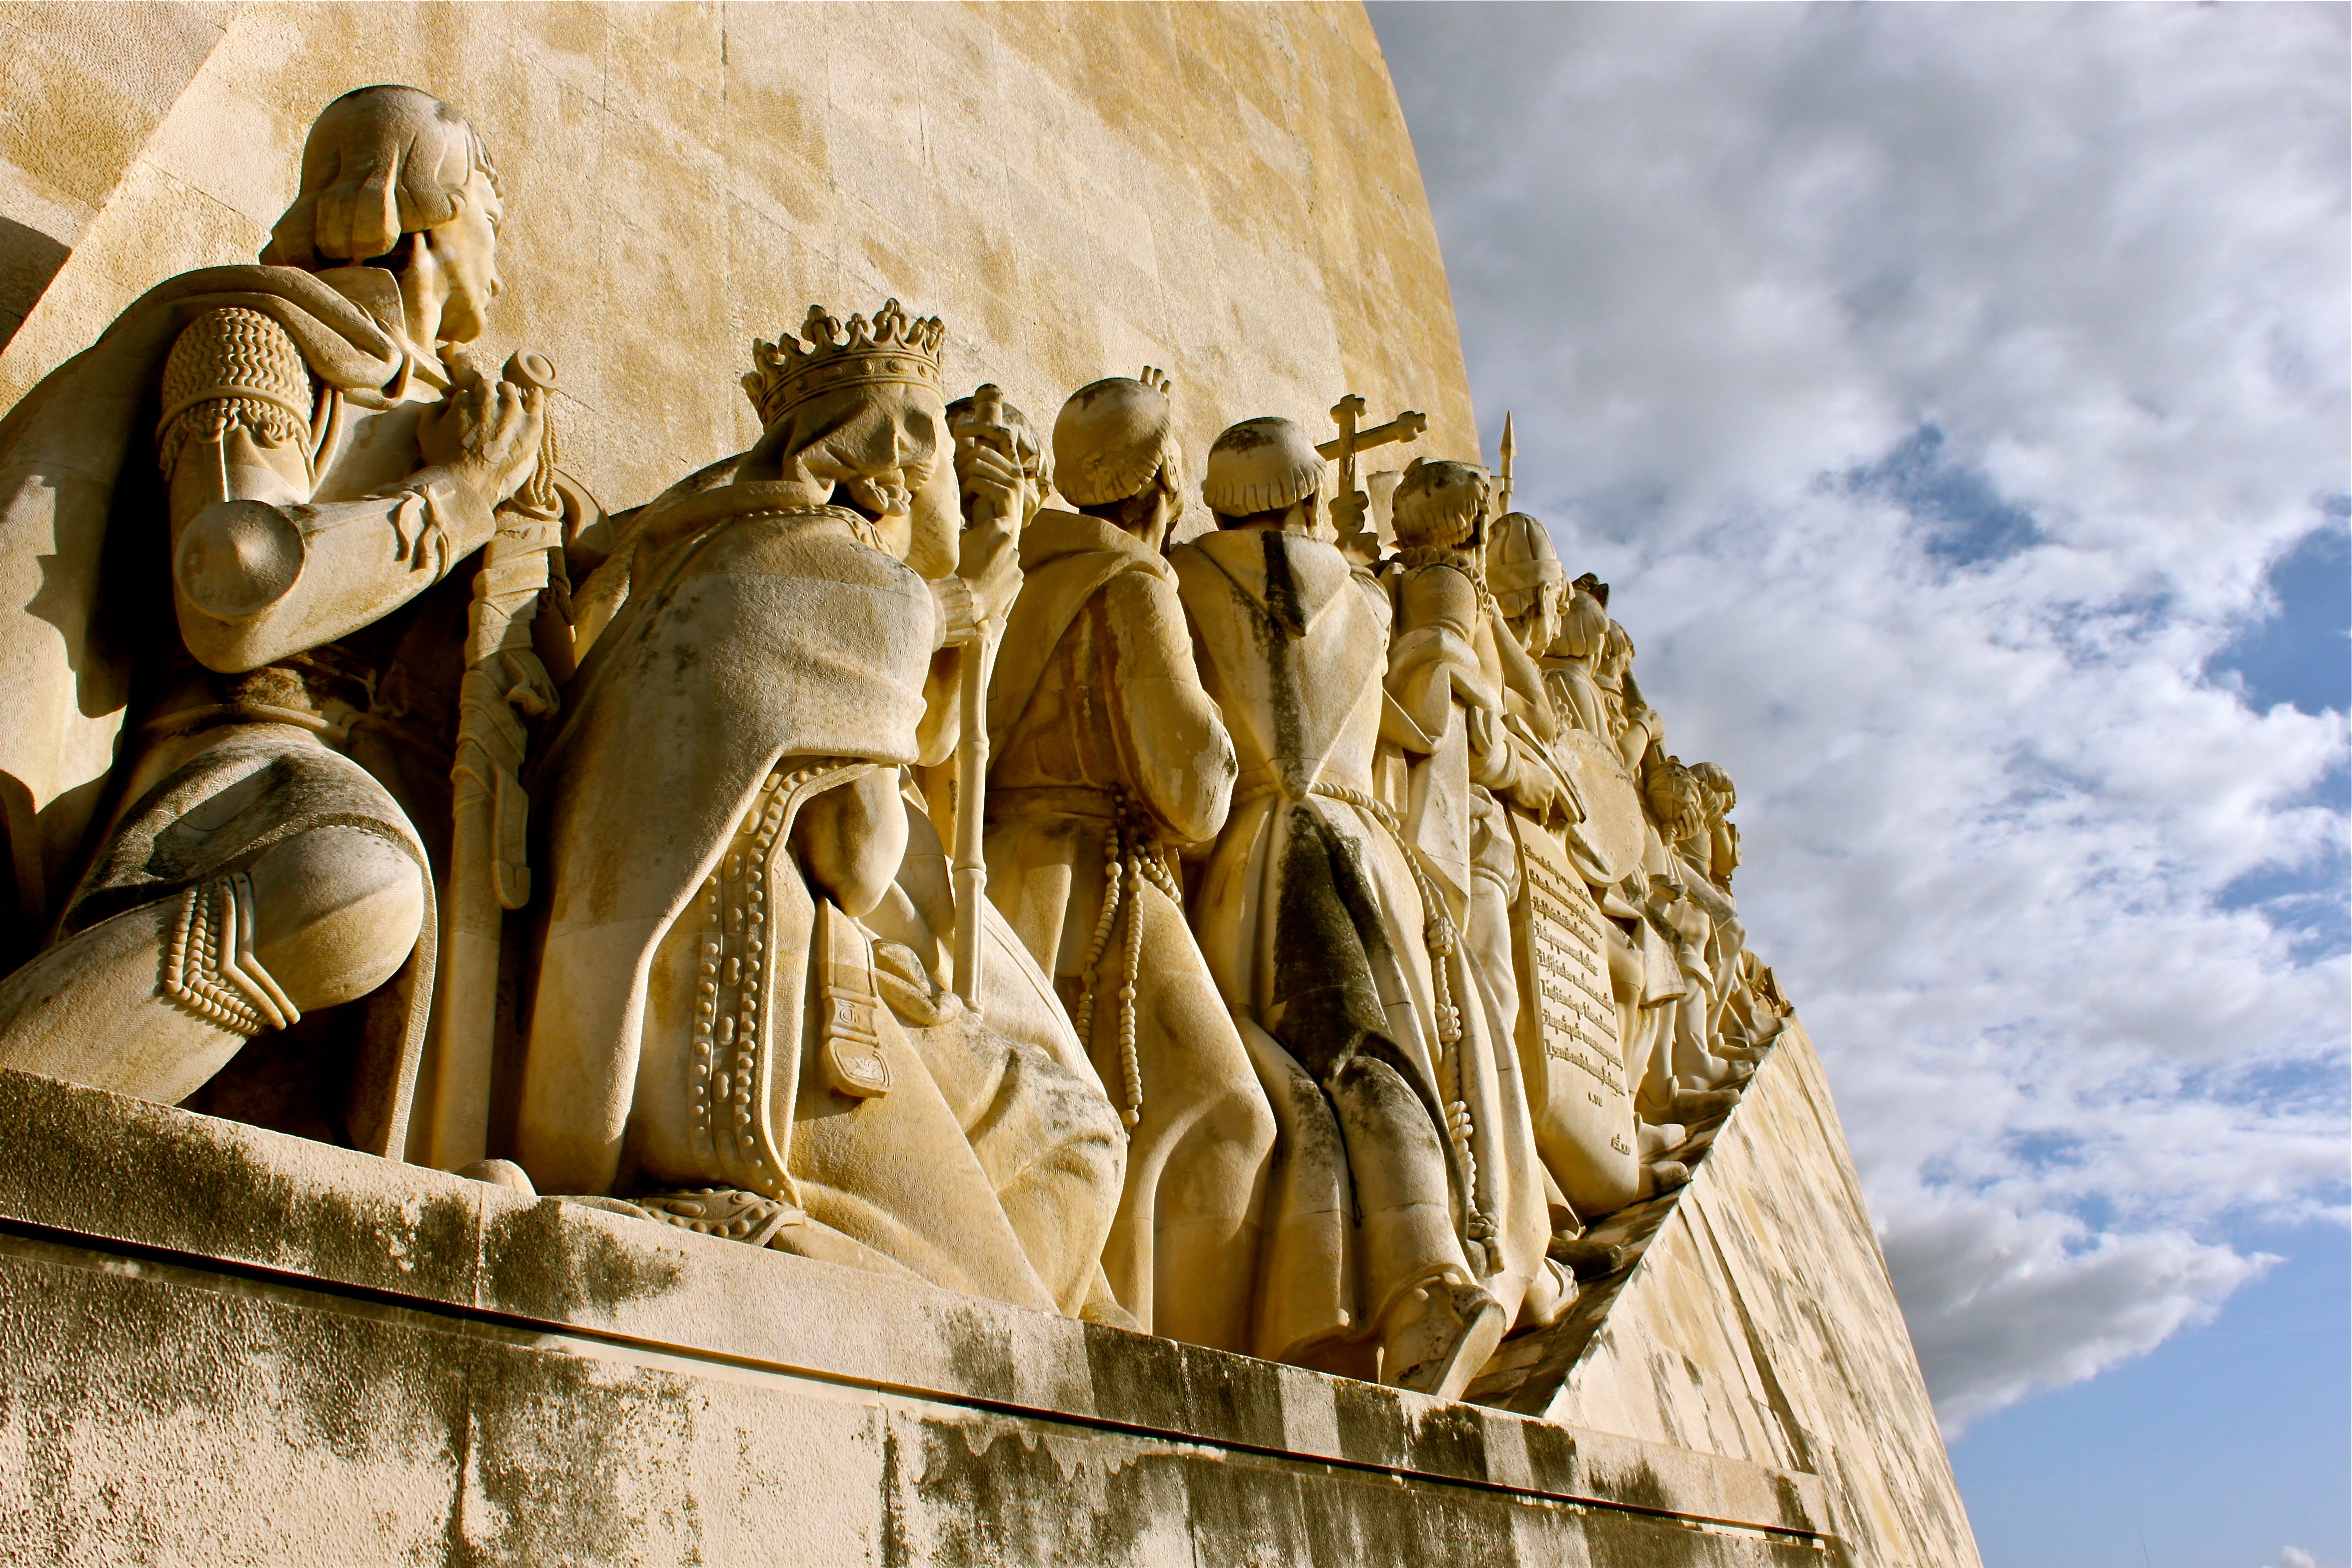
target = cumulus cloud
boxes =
[1373,1,2349,1433]
[2266,1550,2319,1568]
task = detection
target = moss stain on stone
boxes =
[480,1199,686,1322]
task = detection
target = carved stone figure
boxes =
[1471,526,1658,1223]
[1541,576,1616,740]
[1379,459,1570,1316]
[1485,509,1565,661]
[511,303,1123,1316]
[1639,753,1750,1093]
[982,370,1273,1348]
[1172,417,1512,1399]
[0,77,1789,1393]
[1689,760,1741,890]
[0,86,558,1156]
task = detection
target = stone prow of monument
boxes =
[0,5,1981,1565]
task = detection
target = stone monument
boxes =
[0,6,1980,1565]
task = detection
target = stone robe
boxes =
[516,485,1122,1315]
[1171,527,1483,1373]
[1380,558,1568,1331]
[982,509,1267,1347]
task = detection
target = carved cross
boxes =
[1317,393,1428,498]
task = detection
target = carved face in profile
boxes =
[418,167,505,344]
[1516,581,1564,658]
[741,380,961,577]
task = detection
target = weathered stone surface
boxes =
[0,5,1984,1561]
[0,1,1475,522]
[0,1070,1830,1566]
[1538,1023,1981,1568]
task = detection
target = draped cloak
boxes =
[981,510,1260,1345]
[1171,528,1484,1367]
[517,486,1121,1313]
[0,265,444,1154]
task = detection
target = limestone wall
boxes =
[1549,1022,1984,1568]
[0,0,1479,518]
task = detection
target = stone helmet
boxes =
[1556,581,1612,658]
[1390,457,1489,551]
[1485,511,1564,617]
[1203,416,1324,519]
[1054,372,1177,506]
[1688,761,1736,812]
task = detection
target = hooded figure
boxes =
[511,304,1126,1317]
[0,86,562,1158]
[1170,416,1519,1400]
[1378,458,1574,1338]
[981,369,1270,1348]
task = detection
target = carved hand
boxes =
[956,438,1033,533]
[420,346,546,510]
[1329,489,1381,568]
[956,517,1023,629]
[495,648,560,719]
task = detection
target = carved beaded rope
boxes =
[1068,789,1185,1132]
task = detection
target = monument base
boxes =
[0,1071,1831,1565]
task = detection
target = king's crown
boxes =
[742,299,948,427]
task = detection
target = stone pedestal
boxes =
[0,1070,1828,1566]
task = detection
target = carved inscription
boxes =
[1517,826,1624,1098]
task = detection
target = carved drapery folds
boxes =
[0,86,1795,1408]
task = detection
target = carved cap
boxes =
[1054,375,1175,506]
[1203,416,1324,517]
[1391,457,1489,550]
[265,85,498,267]
[1486,511,1565,598]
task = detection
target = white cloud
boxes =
[1374,1,2350,1432]
[2266,1550,2319,1568]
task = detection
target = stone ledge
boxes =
[0,1070,1835,1563]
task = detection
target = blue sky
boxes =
[1370,5,2349,1563]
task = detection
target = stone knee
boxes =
[244,827,426,1011]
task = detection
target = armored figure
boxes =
[0,87,558,1156]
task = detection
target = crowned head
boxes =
[743,301,948,429]
[736,301,960,577]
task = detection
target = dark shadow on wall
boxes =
[0,214,71,353]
